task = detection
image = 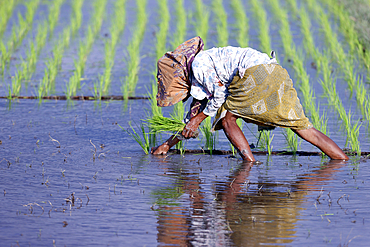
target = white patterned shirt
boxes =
[190,46,277,117]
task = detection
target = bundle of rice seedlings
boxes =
[145,115,185,134]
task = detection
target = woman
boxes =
[152,37,349,161]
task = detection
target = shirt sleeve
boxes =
[203,82,228,117]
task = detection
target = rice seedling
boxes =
[283,128,300,154]
[260,129,274,156]
[155,0,170,60]
[71,0,84,37]
[193,0,209,47]
[212,0,228,47]
[66,0,107,98]
[250,0,271,54]
[122,0,147,99]
[171,0,186,49]
[230,0,248,47]
[0,0,16,38]
[119,122,150,155]
[200,117,217,154]
[145,115,185,134]
[0,0,40,74]
[47,0,65,39]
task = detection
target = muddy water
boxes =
[0,100,369,246]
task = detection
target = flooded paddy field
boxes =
[1,100,370,246]
[1,0,370,245]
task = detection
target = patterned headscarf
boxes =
[156,36,204,107]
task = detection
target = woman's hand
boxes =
[182,112,208,138]
[151,143,170,155]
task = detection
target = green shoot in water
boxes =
[212,0,228,47]
[193,0,209,48]
[230,0,249,47]
[119,122,150,155]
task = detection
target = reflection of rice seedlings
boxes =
[119,122,150,155]
[212,0,228,47]
[250,0,271,53]
[171,0,186,49]
[230,0,248,47]
[122,0,147,99]
[48,0,64,38]
[200,117,217,154]
[0,0,16,38]
[155,0,170,60]
[261,130,274,155]
[193,0,209,47]
[283,128,300,154]
[71,0,84,37]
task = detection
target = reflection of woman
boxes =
[151,37,348,161]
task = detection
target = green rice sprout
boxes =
[145,115,185,134]
[250,0,271,53]
[155,0,170,60]
[200,117,217,154]
[119,122,150,155]
[193,0,209,48]
[122,0,147,98]
[171,101,186,153]
[212,0,228,47]
[261,130,274,155]
[0,0,16,38]
[283,128,300,154]
[66,0,107,98]
[71,0,84,37]
[48,0,64,39]
[230,0,249,47]
[171,0,187,49]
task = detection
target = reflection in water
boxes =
[153,158,345,246]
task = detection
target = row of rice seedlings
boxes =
[94,0,126,98]
[0,0,17,38]
[47,0,65,39]
[38,28,71,99]
[0,0,41,75]
[121,0,148,100]
[66,0,107,98]
[307,0,369,119]
[155,0,170,60]
[307,0,368,129]
[212,0,228,47]
[321,0,365,64]
[299,2,361,155]
[269,0,327,153]
[39,0,84,98]
[71,0,84,37]
[171,0,187,49]
[249,0,271,54]
[8,21,48,97]
[230,0,249,47]
[193,0,209,48]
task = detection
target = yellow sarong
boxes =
[213,64,313,131]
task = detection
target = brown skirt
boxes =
[212,64,313,131]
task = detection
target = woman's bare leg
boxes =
[292,127,349,160]
[222,111,256,161]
